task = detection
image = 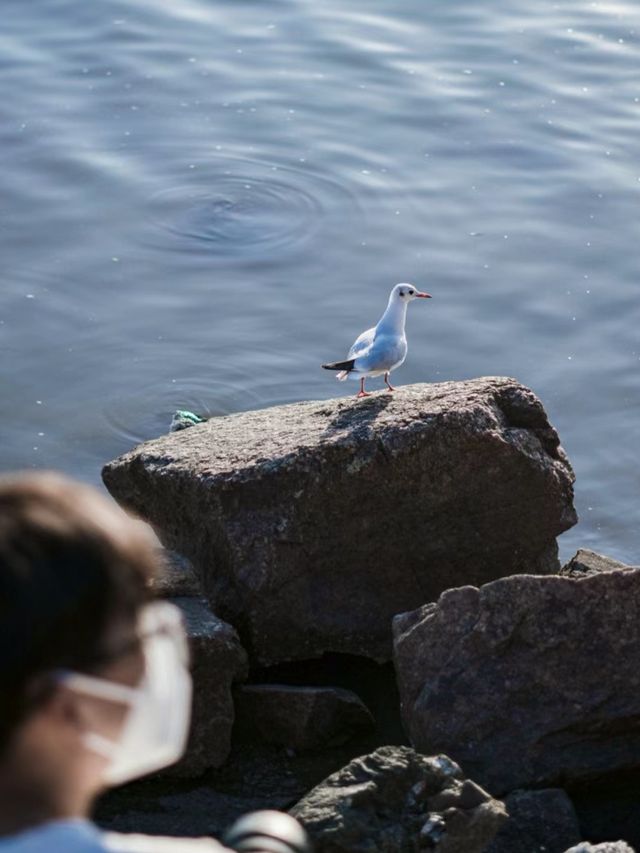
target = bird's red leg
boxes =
[384,372,395,392]
[356,377,371,398]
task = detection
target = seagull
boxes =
[322,283,432,397]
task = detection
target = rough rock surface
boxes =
[393,568,640,794]
[560,549,633,578]
[564,844,635,852]
[151,550,202,597]
[167,597,248,777]
[485,788,581,853]
[234,684,375,751]
[290,745,506,852]
[103,378,575,665]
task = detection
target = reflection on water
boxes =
[1,0,639,562]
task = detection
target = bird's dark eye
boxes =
[409,289,414,295]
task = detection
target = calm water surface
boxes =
[1,0,639,562]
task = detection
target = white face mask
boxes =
[59,601,192,785]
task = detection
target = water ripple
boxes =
[102,372,264,448]
[146,158,356,259]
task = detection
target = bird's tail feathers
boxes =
[336,370,349,381]
[322,358,355,373]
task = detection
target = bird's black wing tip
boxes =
[322,359,355,371]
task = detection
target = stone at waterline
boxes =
[290,745,507,853]
[393,564,640,795]
[164,596,248,778]
[560,548,635,578]
[485,788,581,853]
[102,377,576,665]
[234,684,375,751]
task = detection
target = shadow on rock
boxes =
[322,392,393,436]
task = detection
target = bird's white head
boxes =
[391,283,432,302]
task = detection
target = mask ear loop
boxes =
[54,670,139,760]
[82,731,119,758]
[55,670,140,704]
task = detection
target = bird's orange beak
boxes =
[415,291,432,298]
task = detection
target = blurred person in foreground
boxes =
[0,472,308,853]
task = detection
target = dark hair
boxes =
[0,472,157,754]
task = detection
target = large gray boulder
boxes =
[103,378,576,664]
[290,746,506,852]
[393,566,640,795]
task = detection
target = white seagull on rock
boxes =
[322,283,432,397]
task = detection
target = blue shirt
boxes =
[0,819,226,852]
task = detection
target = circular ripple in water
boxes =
[103,378,265,446]
[148,159,356,258]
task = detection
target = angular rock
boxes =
[234,684,375,751]
[102,378,576,665]
[485,788,581,853]
[394,569,640,795]
[167,597,248,777]
[151,550,202,597]
[564,844,635,852]
[290,745,506,852]
[560,549,633,578]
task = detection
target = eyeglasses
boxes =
[56,600,190,680]
[55,601,190,704]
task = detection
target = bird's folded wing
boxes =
[347,326,376,359]
[357,334,405,372]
